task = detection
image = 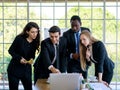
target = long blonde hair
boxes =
[80,30,98,71]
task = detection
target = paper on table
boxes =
[89,83,110,90]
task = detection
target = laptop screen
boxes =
[50,73,80,90]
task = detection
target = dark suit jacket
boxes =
[63,27,90,59]
[92,41,114,83]
[7,35,36,77]
[34,37,67,80]
[63,27,90,78]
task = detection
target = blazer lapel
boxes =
[70,30,76,47]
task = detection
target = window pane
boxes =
[92,20,103,41]
[4,7,16,19]
[55,7,65,19]
[0,44,3,63]
[41,7,53,19]
[0,1,120,90]
[105,20,117,43]
[58,20,67,28]
[4,44,10,63]
[0,20,3,43]
[118,24,120,43]
[29,7,40,19]
[0,6,2,19]
[17,7,27,19]
[4,20,16,43]
[106,7,116,19]
[92,7,103,19]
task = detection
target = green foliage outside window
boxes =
[0,3,120,82]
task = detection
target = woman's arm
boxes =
[98,73,108,86]
[8,36,22,62]
[94,41,106,73]
[98,73,103,82]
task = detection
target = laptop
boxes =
[50,73,80,90]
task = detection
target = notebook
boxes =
[50,73,80,90]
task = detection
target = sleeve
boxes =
[8,36,22,62]
[63,31,72,60]
[40,41,52,69]
[59,37,67,72]
[95,41,106,73]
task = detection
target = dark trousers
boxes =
[34,70,38,85]
[8,72,32,90]
[67,60,88,79]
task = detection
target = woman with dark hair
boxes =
[80,30,114,85]
[7,22,40,90]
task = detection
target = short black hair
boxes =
[70,15,81,23]
[48,26,61,34]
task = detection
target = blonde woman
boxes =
[80,30,114,85]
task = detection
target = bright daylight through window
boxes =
[0,0,120,90]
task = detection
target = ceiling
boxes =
[1,0,118,3]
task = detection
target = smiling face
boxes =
[80,34,90,47]
[49,32,60,44]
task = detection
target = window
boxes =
[0,0,119,89]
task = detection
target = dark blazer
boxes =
[63,27,90,59]
[7,35,36,77]
[34,37,67,81]
[92,41,115,84]
[63,27,90,79]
